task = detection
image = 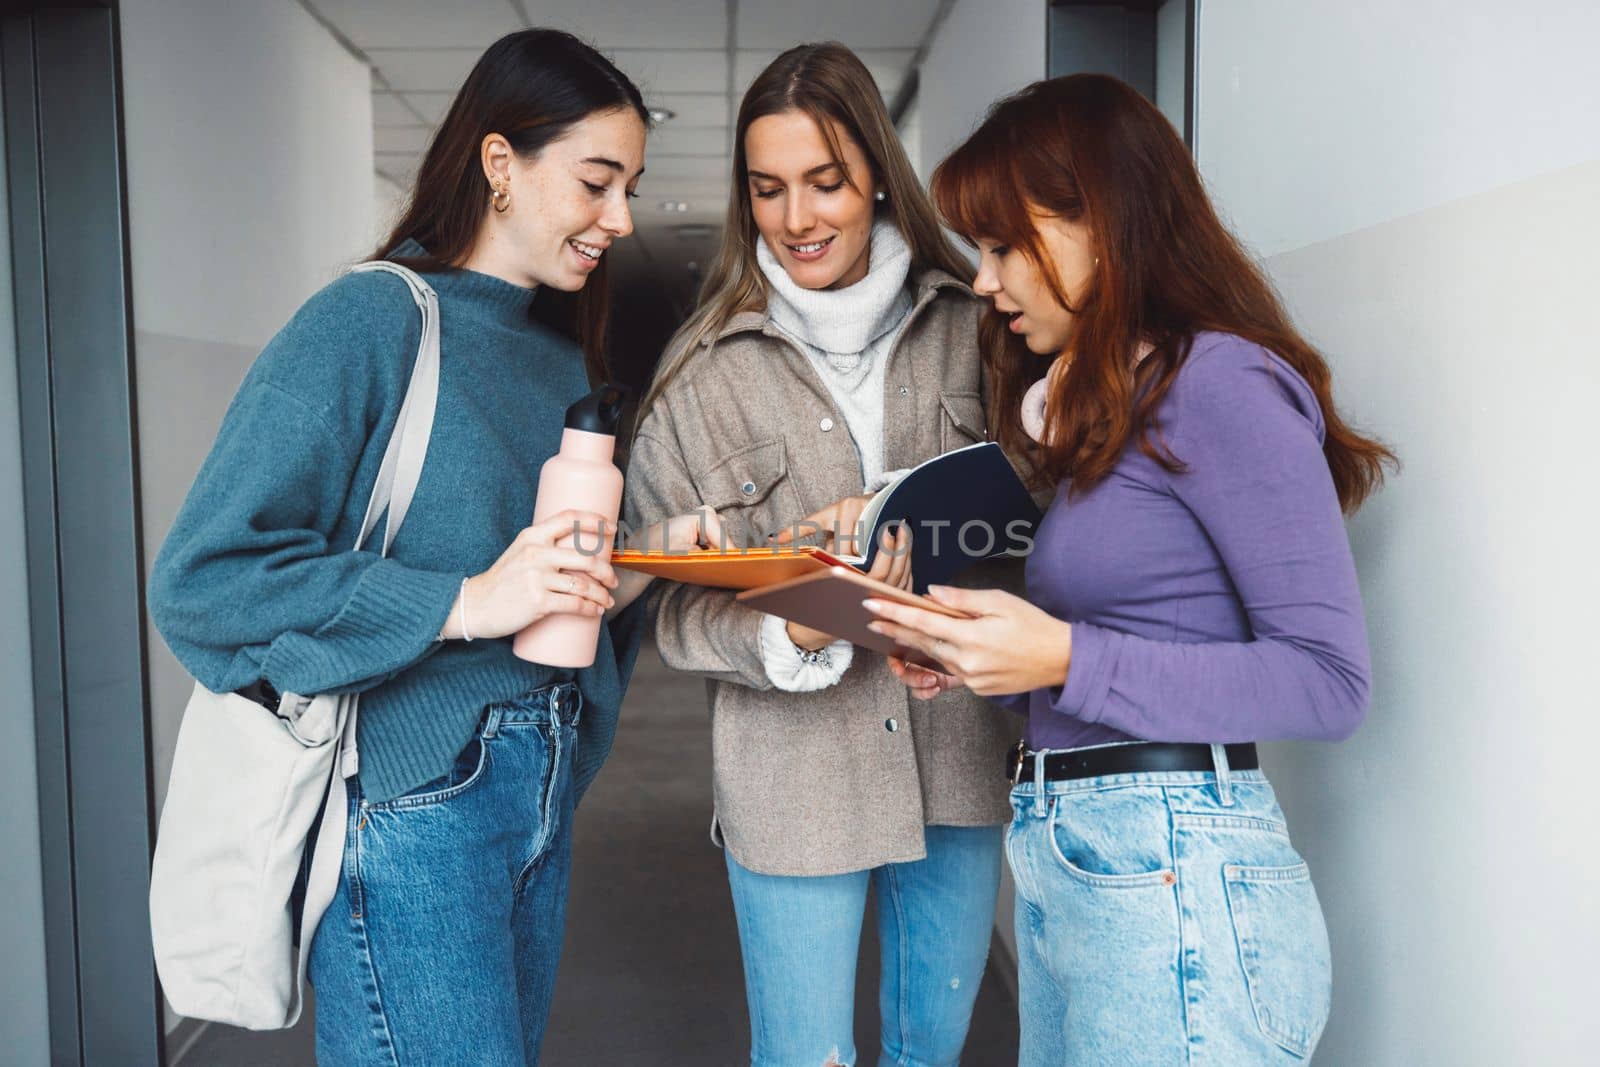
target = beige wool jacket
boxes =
[624,269,1021,877]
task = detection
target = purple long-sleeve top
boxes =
[1005,331,1371,750]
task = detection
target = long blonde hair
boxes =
[638,42,973,419]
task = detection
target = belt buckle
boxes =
[1009,740,1027,785]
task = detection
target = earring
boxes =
[490,178,510,213]
[874,190,887,202]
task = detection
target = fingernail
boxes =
[866,622,883,635]
[862,599,882,613]
[928,585,949,594]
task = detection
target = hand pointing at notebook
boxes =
[770,492,875,553]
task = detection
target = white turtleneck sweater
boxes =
[753,220,917,691]
[756,218,914,489]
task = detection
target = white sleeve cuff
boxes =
[866,467,913,494]
[758,612,854,692]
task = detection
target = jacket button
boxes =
[741,480,756,495]
[820,417,834,432]
[885,717,898,732]
[898,385,910,396]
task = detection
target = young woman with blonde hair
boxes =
[626,42,1018,1067]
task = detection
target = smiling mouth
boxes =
[785,236,834,255]
[569,239,605,261]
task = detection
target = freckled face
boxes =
[500,107,646,291]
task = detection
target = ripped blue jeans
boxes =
[308,682,581,1066]
[725,824,1004,1067]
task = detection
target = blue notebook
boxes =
[803,442,1042,594]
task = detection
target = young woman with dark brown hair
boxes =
[149,30,711,1064]
[867,74,1394,1063]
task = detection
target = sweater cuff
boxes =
[1049,621,1114,724]
[866,467,912,494]
[264,557,464,694]
[758,612,853,692]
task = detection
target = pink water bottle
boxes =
[513,384,629,667]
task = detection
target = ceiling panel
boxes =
[732,48,912,101]
[735,0,942,49]
[368,48,484,92]
[645,125,729,156]
[610,49,728,95]
[644,92,728,127]
[372,91,423,127]
[375,152,421,183]
[310,0,524,50]
[516,0,727,49]
[397,91,458,125]
[638,155,729,181]
[374,126,433,155]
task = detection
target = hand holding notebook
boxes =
[736,566,976,673]
[614,442,1040,594]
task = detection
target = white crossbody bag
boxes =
[149,261,441,1030]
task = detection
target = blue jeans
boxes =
[308,682,581,1066]
[1006,747,1332,1064]
[725,824,1004,1067]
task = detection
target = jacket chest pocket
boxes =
[694,437,803,547]
[938,391,987,454]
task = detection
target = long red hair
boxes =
[932,75,1394,512]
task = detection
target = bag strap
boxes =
[349,260,442,556]
[287,259,441,1027]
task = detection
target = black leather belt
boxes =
[1007,740,1258,785]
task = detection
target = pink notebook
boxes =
[735,566,973,672]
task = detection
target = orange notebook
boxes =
[610,545,858,591]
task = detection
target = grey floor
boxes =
[179,640,1020,1065]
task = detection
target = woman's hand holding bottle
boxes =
[440,509,619,640]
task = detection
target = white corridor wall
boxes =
[1196,1,1600,1062]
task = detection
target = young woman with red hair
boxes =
[865,74,1394,1063]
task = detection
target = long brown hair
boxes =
[639,41,974,419]
[372,29,648,383]
[932,74,1394,512]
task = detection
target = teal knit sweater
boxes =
[149,249,645,803]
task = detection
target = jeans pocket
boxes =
[366,735,491,812]
[1047,794,1175,889]
[1223,862,1333,1058]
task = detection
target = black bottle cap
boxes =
[564,382,629,435]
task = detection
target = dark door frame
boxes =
[3,3,164,1063]
[1047,0,1199,150]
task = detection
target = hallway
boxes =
[181,640,1020,1065]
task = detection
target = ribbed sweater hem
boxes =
[355,654,567,803]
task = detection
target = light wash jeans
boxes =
[725,824,1005,1067]
[1007,748,1332,1065]
[308,682,582,1066]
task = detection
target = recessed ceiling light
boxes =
[658,200,691,213]
[648,107,676,124]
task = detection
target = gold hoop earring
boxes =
[491,180,510,213]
